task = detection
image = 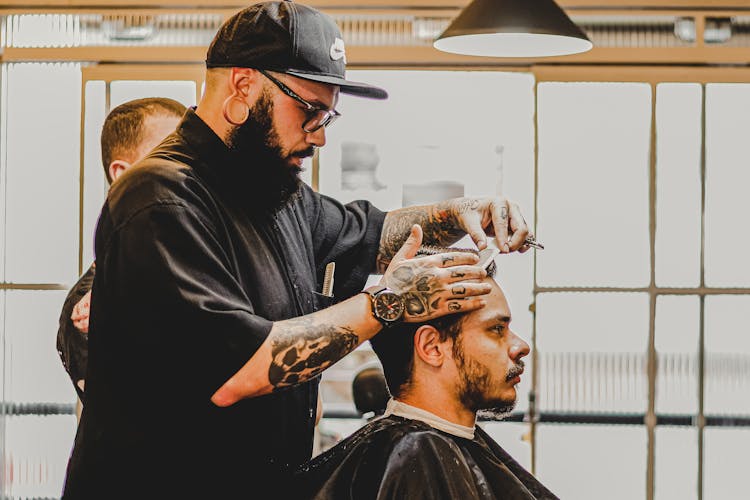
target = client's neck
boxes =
[398,391,476,428]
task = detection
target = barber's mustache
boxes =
[505,360,525,382]
[292,146,316,159]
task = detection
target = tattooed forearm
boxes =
[377,202,468,272]
[420,204,465,247]
[268,318,359,388]
[377,208,430,272]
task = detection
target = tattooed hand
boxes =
[377,196,531,271]
[381,225,491,322]
[439,196,530,254]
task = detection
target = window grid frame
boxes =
[531,72,750,500]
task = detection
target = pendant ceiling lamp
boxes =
[433,0,593,58]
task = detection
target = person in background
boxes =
[61,3,533,498]
[297,248,557,499]
[56,97,186,408]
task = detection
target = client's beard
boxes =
[476,365,522,421]
[455,343,522,420]
[226,89,307,213]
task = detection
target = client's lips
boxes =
[507,367,524,383]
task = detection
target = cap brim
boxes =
[285,70,388,100]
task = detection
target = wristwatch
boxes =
[363,285,405,327]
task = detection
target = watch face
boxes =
[374,291,405,322]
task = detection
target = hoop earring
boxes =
[222,94,249,126]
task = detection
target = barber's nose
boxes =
[307,126,326,148]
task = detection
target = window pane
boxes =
[319,70,535,216]
[536,424,646,500]
[654,427,698,500]
[4,63,81,284]
[82,80,108,267]
[537,82,651,287]
[0,65,6,280]
[704,428,750,498]
[536,292,649,413]
[4,290,75,404]
[3,415,76,499]
[704,295,750,416]
[705,83,750,287]
[655,84,702,287]
[655,295,699,414]
[2,290,77,498]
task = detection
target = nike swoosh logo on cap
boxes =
[330,37,347,62]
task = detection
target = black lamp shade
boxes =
[434,0,593,57]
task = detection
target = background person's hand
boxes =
[444,196,530,253]
[71,290,91,334]
[381,224,490,322]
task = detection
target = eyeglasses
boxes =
[259,69,341,133]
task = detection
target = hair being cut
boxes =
[100,97,186,183]
[369,246,497,398]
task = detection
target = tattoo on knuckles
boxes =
[452,286,467,295]
[450,271,466,278]
[448,302,462,311]
[454,199,480,214]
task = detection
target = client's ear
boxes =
[413,325,447,368]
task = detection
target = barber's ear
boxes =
[108,160,131,183]
[230,67,257,97]
[413,325,447,368]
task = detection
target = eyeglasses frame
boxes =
[258,69,341,133]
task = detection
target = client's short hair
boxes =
[369,246,497,398]
[100,97,186,183]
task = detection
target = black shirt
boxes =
[62,109,385,499]
[57,264,95,402]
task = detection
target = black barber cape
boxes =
[296,415,559,500]
[62,109,385,499]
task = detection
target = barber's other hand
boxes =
[382,224,490,322]
[71,291,91,334]
[445,196,530,253]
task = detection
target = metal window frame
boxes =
[531,65,750,500]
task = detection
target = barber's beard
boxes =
[454,342,522,420]
[227,89,311,213]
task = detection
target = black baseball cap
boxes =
[206,1,388,100]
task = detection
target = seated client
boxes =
[296,249,558,499]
